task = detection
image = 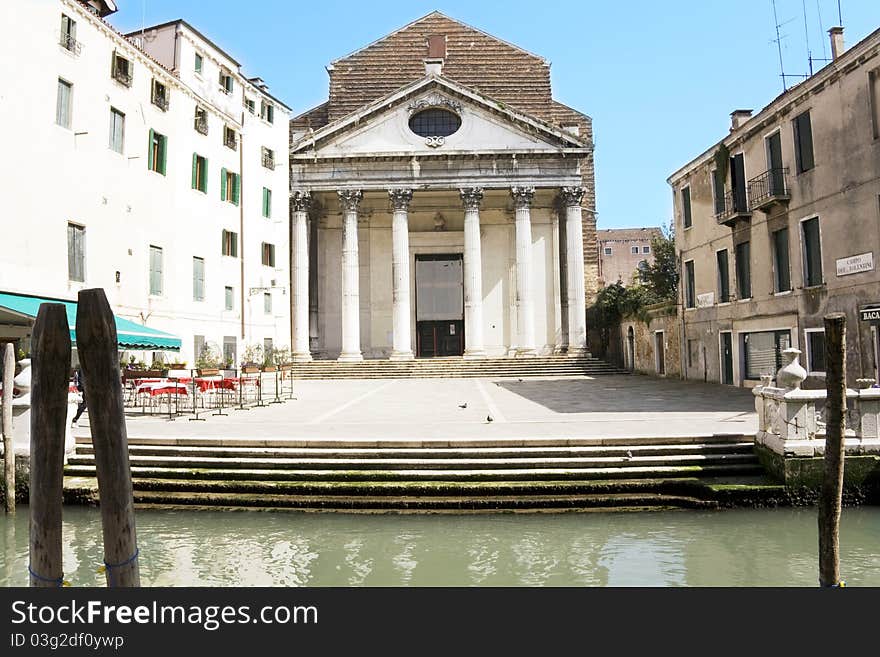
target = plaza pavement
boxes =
[79,374,759,443]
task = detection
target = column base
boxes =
[293,352,313,363]
[337,352,364,363]
[389,351,415,361]
[553,345,569,355]
[463,349,487,360]
[567,347,588,357]
[515,348,537,358]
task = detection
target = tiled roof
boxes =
[597,228,662,242]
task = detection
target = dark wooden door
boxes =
[721,332,734,385]
[417,320,463,358]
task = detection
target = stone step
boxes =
[63,462,765,482]
[73,442,756,461]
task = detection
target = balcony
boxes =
[224,132,238,150]
[261,152,275,170]
[194,117,208,135]
[112,67,132,88]
[59,32,82,56]
[747,167,791,213]
[151,91,169,112]
[715,188,752,227]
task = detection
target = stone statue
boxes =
[433,212,447,231]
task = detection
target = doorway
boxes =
[720,332,734,385]
[415,254,464,358]
[655,331,665,375]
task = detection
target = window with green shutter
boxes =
[67,223,85,282]
[192,154,207,193]
[193,257,205,302]
[148,130,167,175]
[793,111,815,173]
[149,245,163,295]
[262,187,271,218]
[222,230,238,257]
[221,169,238,204]
[232,173,241,206]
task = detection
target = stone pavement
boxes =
[72,374,758,442]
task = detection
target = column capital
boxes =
[388,188,413,211]
[560,186,586,208]
[460,187,484,211]
[290,190,312,213]
[510,186,536,210]
[337,189,363,212]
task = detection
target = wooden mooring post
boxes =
[3,343,15,513]
[29,304,70,587]
[76,289,140,587]
[819,313,846,588]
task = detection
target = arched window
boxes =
[409,108,461,138]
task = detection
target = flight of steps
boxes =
[288,355,625,379]
[63,434,766,512]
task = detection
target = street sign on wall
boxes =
[837,252,874,277]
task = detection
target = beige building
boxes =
[597,227,661,287]
[289,12,597,361]
[668,26,880,388]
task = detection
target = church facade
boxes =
[289,12,597,361]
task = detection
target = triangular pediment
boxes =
[291,76,588,160]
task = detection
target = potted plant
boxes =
[195,343,221,377]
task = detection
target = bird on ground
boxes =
[459,402,468,409]
[626,450,633,461]
[518,378,523,382]
[486,415,494,423]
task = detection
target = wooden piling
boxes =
[29,304,71,587]
[3,343,15,513]
[76,289,140,587]
[819,312,846,587]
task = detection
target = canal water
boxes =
[2,507,879,586]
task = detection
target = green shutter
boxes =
[148,128,154,171]
[221,167,227,201]
[202,158,208,193]
[191,153,197,189]
[158,135,167,175]
[232,174,241,206]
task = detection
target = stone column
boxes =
[291,191,312,362]
[460,187,486,359]
[389,189,414,361]
[511,187,536,356]
[561,187,587,355]
[338,189,364,362]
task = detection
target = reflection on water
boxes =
[1,507,879,587]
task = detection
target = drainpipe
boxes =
[678,251,686,380]
[240,110,246,342]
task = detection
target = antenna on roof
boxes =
[801,0,813,76]
[141,0,146,39]
[837,0,843,26]
[771,0,789,91]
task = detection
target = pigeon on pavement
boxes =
[487,415,494,423]
[459,402,468,409]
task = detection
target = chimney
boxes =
[730,109,753,131]
[829,26,844,60]
[425,34,446,76]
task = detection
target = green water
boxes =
[2,507,879,586]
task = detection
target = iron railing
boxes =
[224,132,238,150]
[747,167,790,208]
[112,66,132,88]
[261,151,275,170]
[59,32,82,55]
[151,89,169,112]
[194,116,208,135]
[715,187,751,224]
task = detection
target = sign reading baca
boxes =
[837,252,874,277]
[861,306,880,322]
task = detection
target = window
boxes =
[263,338,274,356]
[223,336,237,367]
[111,51,132,87]
[806,329,826,374]
[870,68,880,140]
[109,107,125,153]
[192,257,205,302]
[221,230,238,257]
[681,186,692,229]
[194,335,205,363]
[603,247,612,256]
[684,260,696,309]
[261,147,275,169]
[224,126,237,150]
[716,249,730,303]
[149,245,163,296]
[194,52,203,75]
[148,130,167,175]
[264,293,272,315]
[151,79,169,111]
[192,154,208,193]
[801,217,823,287]
[244,99,256,115]
[743,330,791,380]
[219,69,234,94]
[194,106,208,135]
[735,241,751,300]
[262,187,272,218]
[67,223,85,282]
[221,168,240,205]
[261,242,276,267]
[224,286,234,310]
[712,168,726,217]
[409,109,461,137]
[793,110,815,173]
[772,228,791,292]
[56,79,72,129]
[260,100,274,124]
[60,14,78,53]
[642,246,650,254]
[631,246,639,254]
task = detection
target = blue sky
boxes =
[113,1,878,230]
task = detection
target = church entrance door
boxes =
[415,254,464,358]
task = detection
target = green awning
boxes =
[0,291,182,351]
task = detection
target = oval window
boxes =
[409,108,461,138]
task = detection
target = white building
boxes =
[0,0,291,369]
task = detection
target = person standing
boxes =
[71,366,87,426]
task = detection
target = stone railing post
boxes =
[854,380,880,453]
